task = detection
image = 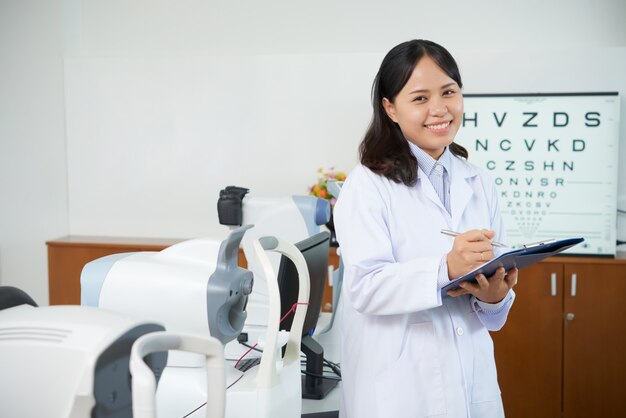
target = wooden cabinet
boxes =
[47,236,337,313]
[491,255,626,418]
[562,262,626,418]
[491,261,563,418]
[325,248,340,312]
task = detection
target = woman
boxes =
[333,39,518,418]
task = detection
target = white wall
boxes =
[0,0,68,304]
[2,0,626,304]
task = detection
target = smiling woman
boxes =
[381,56,464,160]
[334,40,518,418]
[359,39,469,187]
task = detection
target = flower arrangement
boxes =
[309,167,347,207]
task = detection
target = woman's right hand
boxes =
[446,229,496,279]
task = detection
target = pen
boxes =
[440,229,508,248]
[522,239,556,248]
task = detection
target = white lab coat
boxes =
[334,155,514,418]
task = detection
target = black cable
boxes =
[181,374,246,418]
[240,341,263,353]
[301,370,342,381]
[300,359,342,378]
[303,358,339,368]
[300,359,341,380]
[182,403,206,418]
[244,339,342,377]
[324,358,341,368]
[618,209,626,214]
[227,374,245,389]
[323,359,341,377]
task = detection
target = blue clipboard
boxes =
[441,237,585,292]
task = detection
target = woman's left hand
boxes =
[446,267,518,303]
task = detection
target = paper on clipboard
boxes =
[441,237,585,292]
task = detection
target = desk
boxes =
[302,382,341,416]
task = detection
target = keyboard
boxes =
[235,357,261,372]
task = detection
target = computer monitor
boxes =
[276,231,338,399]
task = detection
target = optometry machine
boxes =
[218,186,345,399]
[216,186,332,359]
[0,287,225,418]
[80,223,312,418]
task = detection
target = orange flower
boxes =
[308,167,346,207]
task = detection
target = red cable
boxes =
[235,301,309,368]
[280,301,308,323]
[234,342,258,369]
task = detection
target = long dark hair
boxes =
[359,39,468,186]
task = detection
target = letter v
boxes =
[493,112,507,127]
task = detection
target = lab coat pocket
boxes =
[374,322,446,418]
[470,324,501,404]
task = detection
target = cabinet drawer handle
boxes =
[551,273,557,296]
[571,273,577,297]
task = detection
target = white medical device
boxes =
[80,225,312,418]
[218,186,345,389]
[130,331,225,418]
[219,235,310,418]
[0,303,225,418]
[82,225,254,349]
[217,186,330,360]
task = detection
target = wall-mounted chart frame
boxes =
[457,93,620,256]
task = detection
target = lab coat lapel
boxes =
[450,157,479,231]
[417,167,448,216]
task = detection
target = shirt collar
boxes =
[407,142,452,176]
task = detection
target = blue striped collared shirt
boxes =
[407,142,452,215]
